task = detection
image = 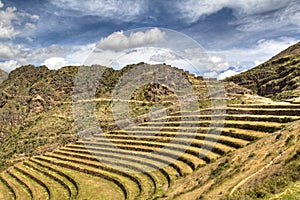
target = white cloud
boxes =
[40,43,95,69]
[84,46,201,73]
[149,52,178,62]
[203,71,218,78]
[0,43,22,59]
[210,56,222,63]
[96,28,166,51]
[207,55,230,71]
[0,43,68,71]
[218,70,238,80]
[0,60,19,72]
[0,7,19,39]
[254,60,263,66]
[178,0,299,32]
[85,47,173,68]
[66,43,95,65]
[232,2,300,31]
[26,45,66,63]
[179,0,291,22]
[207,37,298,78]
[41,57,69,69]
[0,41,95,71]
[51,0,146,21]
[0,1,39,39]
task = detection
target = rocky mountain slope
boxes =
[226,42,300,100]
[159,120,300,200]
[0,69,8,84]
[0,46,299,199]
[1,63,241,171]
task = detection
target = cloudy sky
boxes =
[0,0,299,78]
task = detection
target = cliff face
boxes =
[226,42,300,100]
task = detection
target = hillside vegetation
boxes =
[0,98,299,199]
[160,120,300,200]
[0,69,8,84]
[0,63,233,171]
[226,42,300,100]
[0,42,299,199]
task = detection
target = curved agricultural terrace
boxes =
[1,103,300,200]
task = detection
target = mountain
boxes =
[226,42,300,100]
[0,63,215,170]
[0,62,299,199]
[0,69,8,84]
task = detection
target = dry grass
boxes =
[157,120,300,200]
[31,158,124,200]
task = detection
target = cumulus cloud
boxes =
[204,37,298,79]
[210,37,298,70]
[208,55,230,71]
[0,43,69,71]
[41,57,69,69]
[51,0,146,21]
[22,45,67,64]
[0,41,95,71]
[0,1,39,39]
[218,70,238,80]
[0,60,19,72]
[0,7,19,39]
[149,52,178,62]
[86,47,172,68]
[96,28,166,51]
[39,43,95,69]
[0,43,22,59]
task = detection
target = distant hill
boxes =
[0,69,8,84]
[226,42,300,100]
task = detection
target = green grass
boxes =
[65,143,192,175]
[32,157,124,200]
[269,181,300,200]
[10,166,48,199]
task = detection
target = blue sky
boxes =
[0,0,299,78]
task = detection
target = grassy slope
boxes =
[0,69,8,84]
[1,62,290,199]
[0,63,208,171]
[158,120,300,200]
[226,42,300,100]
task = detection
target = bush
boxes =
[247,188,267,198]
[285,135,295,146]
[275,133,282,140]
[248,153,256,158]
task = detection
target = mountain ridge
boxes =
[226,41,300,100]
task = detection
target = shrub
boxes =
[275,133,282,140]
[248,153,256,158]
[285,135,295,146]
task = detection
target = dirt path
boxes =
[63,98,173,104]
[229,154,282,195]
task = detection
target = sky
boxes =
[0,0,299,79]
